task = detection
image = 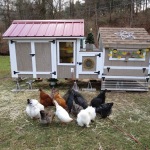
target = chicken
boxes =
[96,102,114,118]
[53,91,67,109]
[39,110,54,125]
[53,100,73,123]
[39,88,54,107]
[85,106,96,122]
[90,89,107,108]
[72,89,88,109]
[77,106,96,128]
[66,89,74,113]
[71,101,83,116]
[26,99,44,119]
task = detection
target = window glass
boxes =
[59,42,74,63]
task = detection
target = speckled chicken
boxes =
[39,110,54,125]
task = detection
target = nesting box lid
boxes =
[99,27,150,49]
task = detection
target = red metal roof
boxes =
[3,20,84,38]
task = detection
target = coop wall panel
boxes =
[35,42,52,72]
[57,66,76,78]
[15,42,32,71]
[37,74,52,78]
[18,74,33,78]
[104,69,148,76]
[79,74,98,79]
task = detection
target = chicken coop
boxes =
[3,20,150,91]
[98,27,150,91]
[3,19,103,80]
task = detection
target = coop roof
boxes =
[99,27,150,49]
[3,19,84,39]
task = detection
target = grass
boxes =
[0,56,11,78]
[0,56,150,150]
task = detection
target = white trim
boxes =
[79,52,102,55]
[16,72,53,74]
[102,76,148,79]
[15,40,52,43]
[51,41,57,78]
[77,52,103,78]
[31,42,36,78]
[3,37,83,40]
[76,39,80,78]
[57,40,76,66]
[79,72,95,74]
[104,66,149,70]
[8,40,18,78]
[149,56,150,74]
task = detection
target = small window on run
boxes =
[59,42,74,63]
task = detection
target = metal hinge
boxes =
[50,71,56,75]
[50,40,55,44]
[95,53,101,57]
[29,54,35,56]
[94,71,100,75]
[77,62,82,65]
[13,71,19,74]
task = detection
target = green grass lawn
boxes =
[0,56,150,150]
[0,56,11,78]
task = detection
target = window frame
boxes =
[108,50,146,61]
[57,40,76,65]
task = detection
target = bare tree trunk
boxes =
[109,0,112,25]
[41,0,46,19]
[130,0,134,27]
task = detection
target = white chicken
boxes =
[77,106,96,128]
[53,100,73,123]
[26,99,44,119]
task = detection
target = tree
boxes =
[85,30,95,44]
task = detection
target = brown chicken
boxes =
[53,91,67,109]
[39,88,54,107]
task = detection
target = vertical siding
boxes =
[15,42,32,71]
[35,42,52,72]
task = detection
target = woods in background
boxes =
[0,0,150,54]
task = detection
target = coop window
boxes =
[108,48,147,61]
[57,40,75,65]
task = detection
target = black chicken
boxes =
[96,102,113,118]
[90,89,107,108]
[66,89,74,113]
[72,89,88,109]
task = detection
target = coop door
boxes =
[35,42,53,78]
[77,53,103,79]
[15,42,33,78]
